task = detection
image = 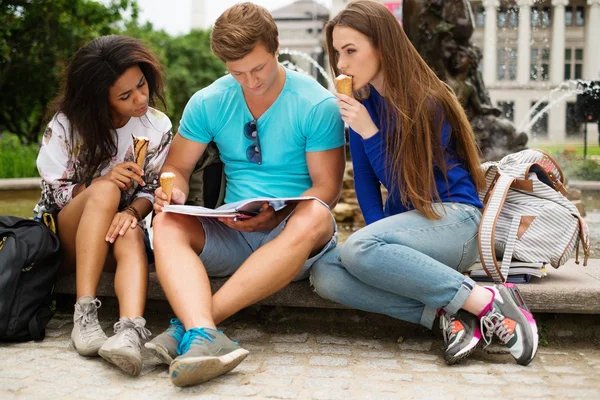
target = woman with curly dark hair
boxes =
[36,35,173,375]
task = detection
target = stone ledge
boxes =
[54,258,600,314]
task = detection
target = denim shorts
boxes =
[198,207,338,282]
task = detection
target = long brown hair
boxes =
[325,0,484,219]
[49,35,166,181]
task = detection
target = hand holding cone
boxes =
[335,74,353,97]
[160,172,175,203]
[132,135,150,168]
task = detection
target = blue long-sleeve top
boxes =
[349,86,483,225]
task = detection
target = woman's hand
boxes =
[105,211,138,243]
[218,202,280,232]
[98,162,145,191]
[336,93,379,139]
[153,186,186,213]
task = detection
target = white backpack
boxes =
[478,149,591,283]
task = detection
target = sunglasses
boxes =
[244,120,262,164]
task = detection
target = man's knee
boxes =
[152,212,204,251]
[287,200,333,242]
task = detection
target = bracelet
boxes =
[123,206,142,222]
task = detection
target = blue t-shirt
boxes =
[350,86,483,225]
[179,68,345,204]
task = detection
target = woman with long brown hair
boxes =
[36,35,173,375]
[311,0,538,366]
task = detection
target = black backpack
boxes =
[0,216,61,342]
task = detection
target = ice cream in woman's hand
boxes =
[132,135,150,168]
[335,74,353,97]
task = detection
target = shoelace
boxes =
[177,328,217,355]
[113,318,151,348]
[75,299,105,341]
[168,318,185,342]
[480,310,513,347]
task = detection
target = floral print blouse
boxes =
[36,107,174,211]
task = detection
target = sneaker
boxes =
[145,318,185,365]
[71,296,108,356]
[169,327,249,387]
[441,310,482,365]
[98,317,151,376]
[480,284,539,366]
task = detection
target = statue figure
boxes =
[403,0,527,160]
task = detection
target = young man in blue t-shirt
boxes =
[146,2,345,387]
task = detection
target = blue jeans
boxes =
[310,202,481,329]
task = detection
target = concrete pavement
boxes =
[1,307,599,399]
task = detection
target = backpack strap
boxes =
[572,213,591,266]
[478,173,516,283]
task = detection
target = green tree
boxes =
[127,24,225,131]
[0,0,138,144]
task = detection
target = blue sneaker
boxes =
[144,318,185,365]
[170,327,249,387]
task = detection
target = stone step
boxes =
[54,258,600,314]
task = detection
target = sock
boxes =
[477,287,496,319]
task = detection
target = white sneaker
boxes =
[99,316,151,376]
[71,296,108,356]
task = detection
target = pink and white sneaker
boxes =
[479,283,539,366]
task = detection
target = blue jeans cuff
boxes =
[443,276,476,317]
[420,305,438,329]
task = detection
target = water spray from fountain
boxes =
[279,48,334,89]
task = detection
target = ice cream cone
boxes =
[132,135,150,168]
[160,172,175,203]
[335,74,353,97]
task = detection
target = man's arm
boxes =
[301,146,346,209]
[157,133,207,206]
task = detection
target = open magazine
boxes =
[162,196,321,218]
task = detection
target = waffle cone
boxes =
[335,75,353,97]
[132,135,149,168]
[160,173,175,203]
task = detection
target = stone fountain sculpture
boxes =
[403,0,528,160]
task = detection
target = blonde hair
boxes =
[211,2,279,62]
[325,0,485,219]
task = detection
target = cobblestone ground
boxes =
[1,306,599,400]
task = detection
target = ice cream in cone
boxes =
[132,135,150,168]
[335,74,353,97]
[160,172,175,203]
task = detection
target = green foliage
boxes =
[0,133,39,178]
[564,159,600,181]
[125,24,225,131]
[0,0,138,144]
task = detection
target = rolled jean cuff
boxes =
[420,305,439,329]
[444,276,477,317]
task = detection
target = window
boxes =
[497,101,515,122]
[564,48,584,80]
[542,7,551,27]
[476,7,485,27]
[530,48,550,81]
[497,47,517,81]
[498,7,507,27]
[567,6,585,26]
[576,6,584,26]
[566,102,584,136]
[530,101,549,136]
[508,7,518,27]
[565,7,573,25]
[531,7,540,27]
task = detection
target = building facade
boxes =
[471,0,600,144]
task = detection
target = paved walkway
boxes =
[1,308,599,399]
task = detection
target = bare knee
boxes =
[152,212,204,251]
[286,200,333,246]
[85,180,121,210]
[113,227,146,259]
